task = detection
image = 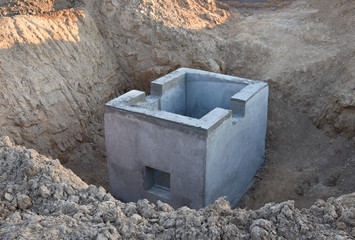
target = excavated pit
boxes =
[0,0,355,238]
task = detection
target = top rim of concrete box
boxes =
[106,68,267,133]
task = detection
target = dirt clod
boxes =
[0,135,350,238]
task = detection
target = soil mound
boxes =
[0,0,83,17]
[1,136,355,239]
[139,0,229,29]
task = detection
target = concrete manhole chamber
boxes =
[105,68,268,209]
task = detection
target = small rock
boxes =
[62,202,77,215]
[210,197,231,213]
[17,194,32,210]
[334,235,347,240]
[157,201,173,212]
[96,186,106,200]
[96,233,108,240]
[137,199,156,218]
[250,226,268,240]
[351,227,355,237]
[162,218,176,228]
[250,219,273,239]
[129,213,142,224]
[123,203,137,217]
[68,195,80,203]
[223,224,238,238]
[251,219,272,231]
[39,185,51,198]
[8,212,21,222]
[281,205,293,219]
[336,221,347,230]
[102,209,118,223]
[340,208,355,226]
[206,13,217,21]
[4,193,13,201]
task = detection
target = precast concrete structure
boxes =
[104,68,268,209]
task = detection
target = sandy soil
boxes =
[0,0,354,212]
[240,83,355,209]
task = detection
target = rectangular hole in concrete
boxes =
[145,167,170,199]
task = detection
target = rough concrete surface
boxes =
[105,68,268,209]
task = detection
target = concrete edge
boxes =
[105,90,146,107]
[105,68,268,135]
[151,67,268,97]
[230,83,268,117]
[105,105,209,134]
[201,108,232,133]
[180,67,265,85]
[151,70,186,96]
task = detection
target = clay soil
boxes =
[0,0,354,214]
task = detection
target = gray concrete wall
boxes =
[105,106,208,209]
[105,68,268,209]
[149,69,247,119]
[205,85,269,207]
[186,73,247,118]
[151,71,186,116]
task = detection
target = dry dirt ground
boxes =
[0,0,354,221]
[2,136,355,239]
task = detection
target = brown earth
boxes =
[2,136,355,239]
[222,0,294,9]
[0,0,354,217]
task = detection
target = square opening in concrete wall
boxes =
[145,167,170,199]
[105,68,269,209]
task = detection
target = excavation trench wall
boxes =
[1,0,354,162]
